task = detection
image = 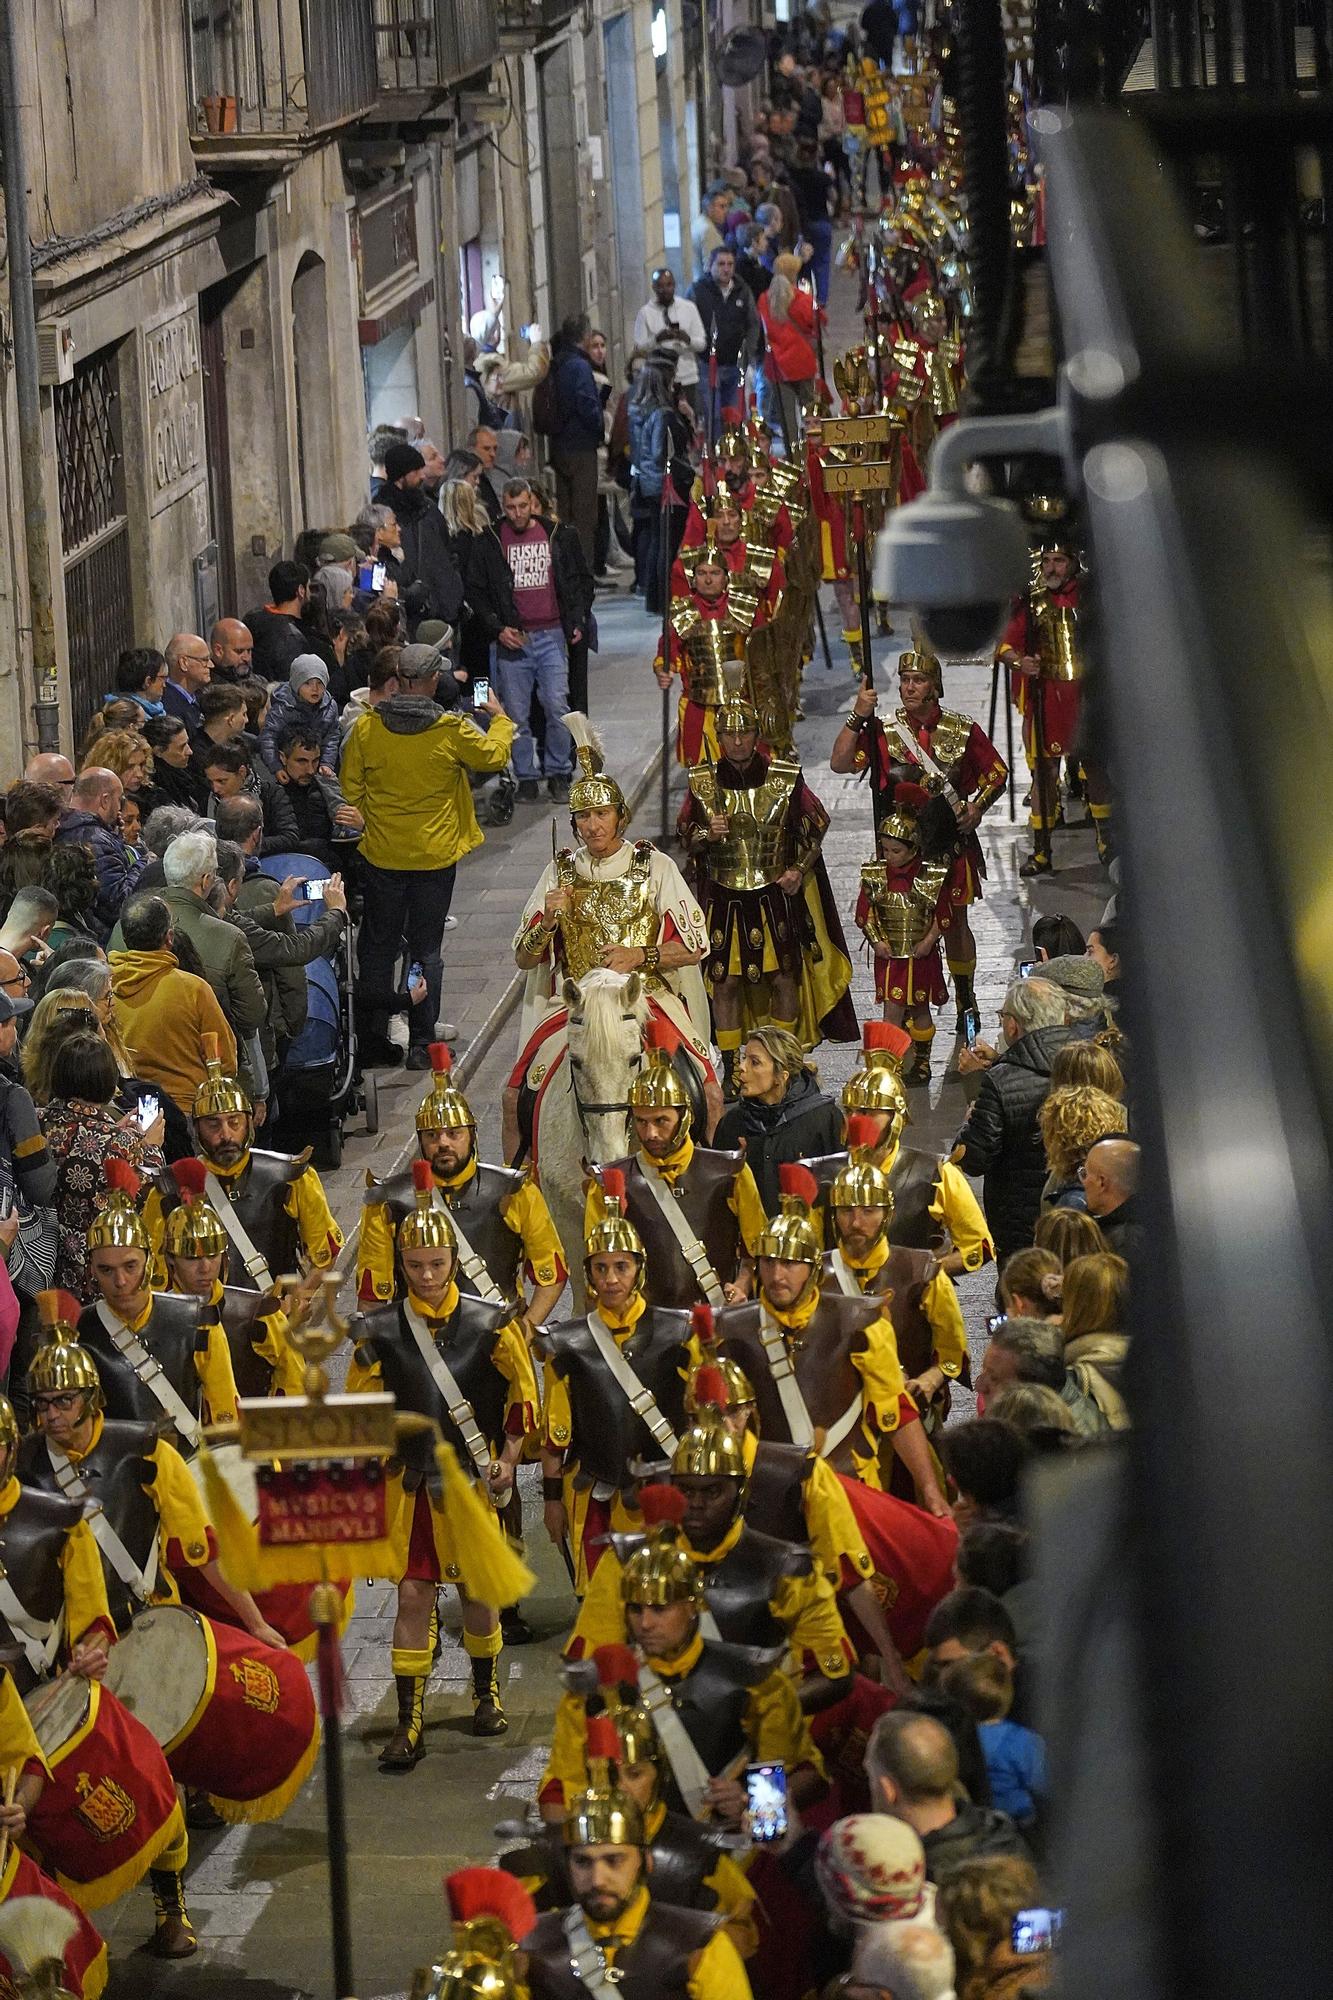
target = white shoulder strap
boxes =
[46,1440,160,1606]
[636,1662,716,1821]
[402,1302,495,1481]
[585,1312,680,1456]
[638,1163,727,1307]
[436,1193,507,1308]
[830,1250,862,1299]
[889,712,963,811]
[0,1576,63,1676]
[560,1907,624,2000]
[204,1172,276,1290]
[95,1301,201,1450]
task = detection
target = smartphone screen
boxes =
[304,878,327,902]
[1012,1908,1063,1954]
[357,560,375,592]
[965,1013,978,1049]
[986,1311,1008,1335]
[136,1094,160,1133]
[371,562,387,592]
[473,677,490,707]
[407,962,423,986]
[0,1185,13,1220]
[1018,959,1035,977]
[745,1762,788,1844]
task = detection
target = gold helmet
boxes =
[715,413,750,463]
[28,1293,102,1406]
[415,1869,537,2000]
[163,1157,228,1260]
[680,529,729,588]
[589,1646,659,1773]
[684,1304,757,1425]
[565,711,629,824]
[842,1021,912,1126]
[565,1712,645,1848]
[898,644,943,689]
[0,1393,18,1457]
[672,1368,749,1487]
[399,1159,456,1255]
[829,1113,897,1224]
[716,664,759,739]
[626,1022,691,1140]
[757,1163,823,1267]
[416,1043,476,1136]
[877,781,930,851]
[193,1030,252,1120]
[620,1484,703,1609]
[86,1157,150,1253]
[585,1169,645,1285]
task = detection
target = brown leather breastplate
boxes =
[744,1438,816,1547]
[366,1160,528,1303]
[353,1294,512,1480]
[822,1245,938,1381]
[716,1293,881,1472]
[540,1306,693,1490]
[604,1150,746,1309]
[524,1901,724,2000]
[0,1487,84,1694]
[77,1293,206,1455]
[18,1421,163,1637]
[212,1284,272,1400]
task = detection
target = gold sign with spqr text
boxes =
[237,1393,398,1462]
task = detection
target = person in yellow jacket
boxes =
[108,894,239,1118]
[340,641,516,1068]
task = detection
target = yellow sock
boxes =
[716,1027,742,1052]
[463,1624,503,1661]
[391,1646,433,1679]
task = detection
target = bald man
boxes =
[23,752,74,802]
[210,618,255,685]
[1081,1137,1142,1260]
[53,766,143,937]
[163,633,212,731]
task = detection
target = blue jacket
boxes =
[550,345,604,452]
[54,810,146,940]
[627,404,670,499]
[259,682,342,772]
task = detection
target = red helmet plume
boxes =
[429,1043,453,1075]
[690,1302,716,1345]
[638,1483,687,1528]
[444,1866,538,1944]
[693,1364,730,1411]
[777,1162,819,1207]
[171,1157,208,1201]
[412,1158,434,1194]
[593,1643,640,1692]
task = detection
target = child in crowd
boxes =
[940,1650,1047,1827]
[260,654,342,773]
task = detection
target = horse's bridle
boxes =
[567,1008,643,1131]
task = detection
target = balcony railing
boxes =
[183,0,378,143]
[497,0,579,42]
[373,0,498,94]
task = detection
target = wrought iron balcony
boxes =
[496,0,580,45]
[373,0,499,105]
[182,0,378,158]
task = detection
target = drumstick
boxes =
[0,1762,20,1876]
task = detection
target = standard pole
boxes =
[659,433,673,843]
[0,0,60,750]
[315,1601,354,2000]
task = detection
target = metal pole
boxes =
[315,1601,354,2000]
[0,0,61,752]
[775,386,834,675]
[659,431,674,843]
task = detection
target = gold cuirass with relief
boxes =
[556,842,660,982]
[860,860,949,954]
[674,601,744,706]
[690,759,799,892]
[1032,592,1083,681]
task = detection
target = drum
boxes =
[22,1675,183,1911]
[102,1606,212,1751]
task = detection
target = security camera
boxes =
[871,398,1071,657]
[872,487,1031,656]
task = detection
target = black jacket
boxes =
[443,522,521,679]
[922,1800,1033,1883]
[548,520,596,648]
[688,274,762,368]
[243,604,307,684]
[1097,1193,1144,1263]
[376,479,464,634]
[714,1069,843,1215]
[952,1025,1075,1257]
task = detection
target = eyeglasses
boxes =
[0,967,29,992]
[32,1392,84,1414]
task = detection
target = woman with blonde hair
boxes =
[758,251,821,449]
[936,1854,1053,2000]
[1039,1083,1128,1210]
[1033,1206,1109,1268]
[1048,1036,1124,1099]
[79,727,151,794]
[22,989,104,1106]
[997,1246,1063,1321]
[1061,1250,1131,1430]
[713,1024,841,1211]
[440,474,521,712]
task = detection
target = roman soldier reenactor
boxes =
[996,506,1107,872]
[830,646,1008,1035]
[162,1157,303,1400]
[802,1023,994,1280]
[145,1036,342,1295]
[653,540,769,767]
[854,783,956,1084]
[348,1163,539,1761]
[539,1484,823,1835]
[408,1868,537,2000]
[564,1400,854,1708]
[679,690,858,1085]
[77,1160,237,1458]
[713,1166,947,1514]
[527,1712,755,1999]
[538,1171,694,1593]
[0,1664,110,1995]
[584,1039,768,1312]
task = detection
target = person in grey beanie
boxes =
[258,653,342,774]
[1037,953,1108,1031]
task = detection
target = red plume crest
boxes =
[690,1302,716,1345]
[444,1867,538,1943]
[777,1162,818,1207]
[411,1158,434,1193]
[638,1483,688,1528]
[428,1043,452,1075]
[864,1020,912,1061]
[104,1157,141,1199]
[585,1713,623,1762]
[846,1114,880,1152]
[171,1157,208,1201]
[693,1364,730,1411]
[593,1643,640,1691]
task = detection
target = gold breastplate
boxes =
[860,860,949,954]
[556,841,659,982]
[689,760,799,892]
[900,707,971,787]
[673,600,744,706]
[1032,593,1082,681]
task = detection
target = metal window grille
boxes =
[54,353,134,739]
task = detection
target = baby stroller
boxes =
[264,850,378,1168]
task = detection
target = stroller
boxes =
[263,850,378,1168]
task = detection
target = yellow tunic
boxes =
[202,1278,306,1399]
[358,1154,567,1305]
[567,1515,851,1681]
[759,1284,905,1487]
[877,1140,993,1273]
[835,1235,968,1380]
[582,1136,769,1261]
[543,1292,659,1594]
[739,1429,874,1584]
[347,1283,538,1579]
[580,1883,754,2000]
[543,1630,823,1812]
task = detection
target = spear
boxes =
[659,424,674,844]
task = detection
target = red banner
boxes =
[257,1464,387,1547]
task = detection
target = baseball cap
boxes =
[0,991,33,1024]
[318,533,359,564]
[399,639,450,679]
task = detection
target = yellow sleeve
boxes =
[358,1198,400,1305]
[150,1439,214,1566]
[492,1318,540,1434]
[931,1160,994,1271]
[61,1518,114,1648]
[197,1318,240,1424]
[346,1344,383,1396]
[690,1928,755,2000]
[0,1671,48,1778]
[542,1356,573,1453]
[143,1185,168,1290]
[541,1689,592,1808]
[566,1550,628,1659]
[285,1167,343,1270]
[852,1314,906,1434]
[745,1669,825,1779]
[445,710,517,773]
[771,1566,853,1680]
[802,1455,873,1582]
[922,1268,968,1379]
[729,1165,768,1256]
[251,1305,306,1398]
[702,1851,759,1961]
[582,1180,601,1244]
[501,1181,568,1290]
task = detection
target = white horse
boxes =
[508,968,718,1311]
